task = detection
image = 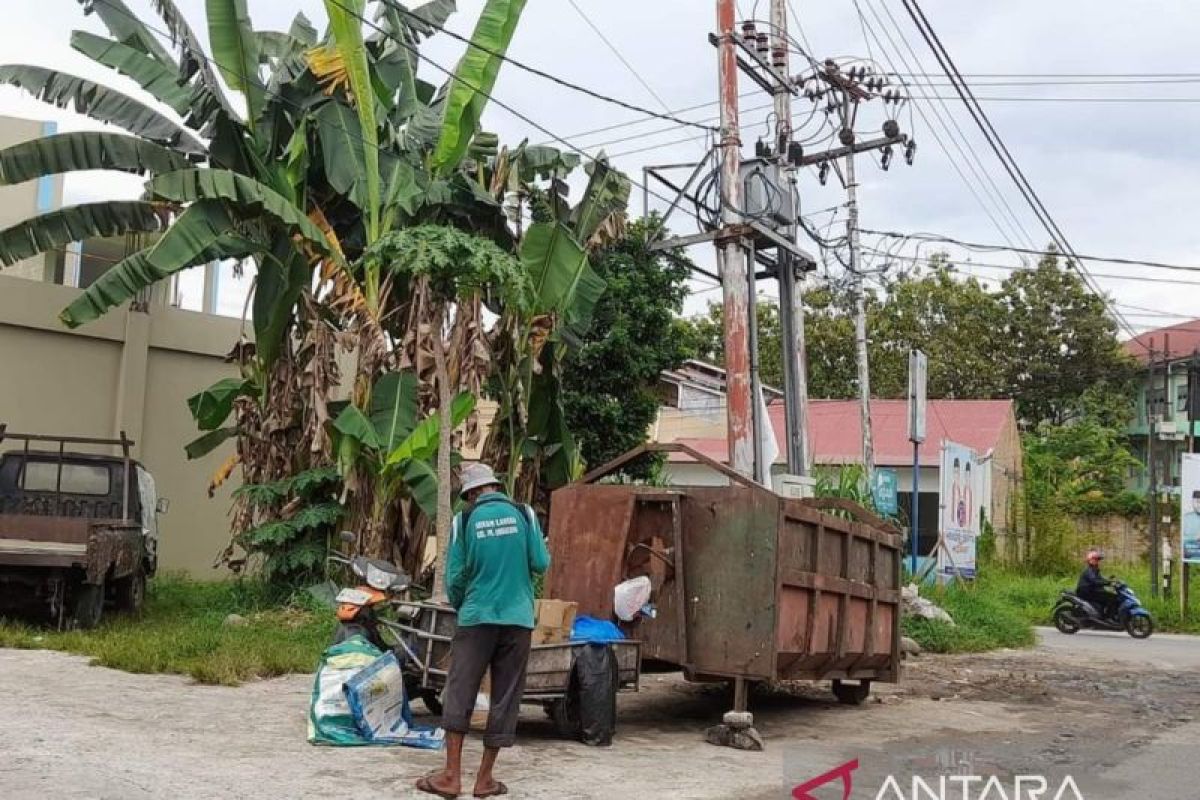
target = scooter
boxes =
[1052,580,1154,639]
[327,532,443,714]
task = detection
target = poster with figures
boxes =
[937,441,981,579]
[1182,454,1200,564]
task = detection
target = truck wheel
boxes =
[549,692,581,739]
[114,570,146,615]
[832,679,871,705]
[72,581,105,629]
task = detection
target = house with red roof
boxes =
[655,364,1024,556]
[1122,319,1200,492]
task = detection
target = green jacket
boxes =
[445,492,551,628]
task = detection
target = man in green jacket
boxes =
[417,463,550,799]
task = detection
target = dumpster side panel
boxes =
[676,487,778,680]
[774,504,902,682]
[545,486,636,618]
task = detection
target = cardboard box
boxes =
[533,599,578,645]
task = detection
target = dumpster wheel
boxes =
[832,679,871,705]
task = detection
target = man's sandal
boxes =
[416,775,460,799]
[473,780,509,798]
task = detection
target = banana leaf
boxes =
[206,0,265,125]
[77,0,176,67]
[0,201,166,267]
[59,200,263,327]
[323,0,380,241]
[332,405,381,450]
[519,220,605,332]
[147,169,330,255]
[570,157,630,245]
[0,132,192,186]
[145,0,237,120]
[385,392,475,466]
[187,377,249,429]
[0,65,205,155]
[70,31,195,116]
[368,371,420,452]
[430,0,527,175]
[184,427,238,460]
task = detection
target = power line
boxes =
[860,229,1200,275]
[897,0,1138,342]
[857,0,1036,249]
[384,2,713,132]
[564,0,672,113]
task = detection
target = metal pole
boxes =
[1149,339,1159,598]
[716,0,755,478]
[911,440,920,576]
[771,0,812,477]
[846,150,875,480]
[1185,350,1197,616]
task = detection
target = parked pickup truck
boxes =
[0,428,166,628]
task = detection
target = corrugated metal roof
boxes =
[669,398,1015,466]
[1122,320,1200,365]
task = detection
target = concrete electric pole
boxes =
[770,0,813,477]
[715,0,755,479]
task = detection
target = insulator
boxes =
[756,33,770,54]
[818,161,830,186]
[772,47,787,69]
[787,141,804,166]
[755,139,770,158]
[881,146,893,171]
[741,21,757,43]
[905,139,917,165]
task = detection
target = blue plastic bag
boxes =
[571,615,625,643]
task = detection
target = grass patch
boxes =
[903,576,1038,653]
[0,575,333,685]
[904,564,1200,654]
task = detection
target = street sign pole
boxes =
[907,350,928,577]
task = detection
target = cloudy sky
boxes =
[3,0,1198,330]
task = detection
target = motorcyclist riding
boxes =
[1076,549,1116,619]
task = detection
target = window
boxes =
[1179,384,1191,414]
[22,462,111,496]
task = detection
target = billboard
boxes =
[1183,454,1200,564]
[937,441,982,579]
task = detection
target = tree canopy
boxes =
[677,250,1139,428]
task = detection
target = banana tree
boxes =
[0,0,627,577]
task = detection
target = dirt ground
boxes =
[2,631,1199,799]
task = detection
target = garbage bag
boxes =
[572,643,618,747]
[613,575,652,621]
[307,636,383,746]
[343,651,411,742]
[571,615,625,643]
[309,637,447,749]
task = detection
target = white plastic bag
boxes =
[613,575,652,622]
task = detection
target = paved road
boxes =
[1034,627,1200,799]
[1035,626,1200,669]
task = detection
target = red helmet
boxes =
[1086,549,1105,565]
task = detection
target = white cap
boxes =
[460,462,502,497]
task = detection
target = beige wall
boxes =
[0,274,243,576]
[0,116,62,283]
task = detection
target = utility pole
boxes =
[715,0,755,479]
[770,0,812,477]
[1148,338,1159,599]
[845,149,874,479]
[1185,349,1198,615]
[795,60,911,483]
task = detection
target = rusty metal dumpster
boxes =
[545,443,903,709]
